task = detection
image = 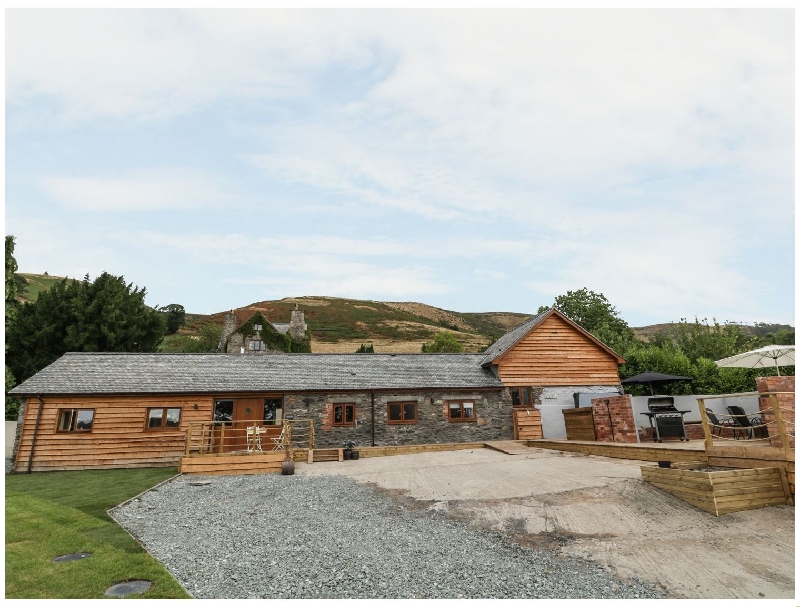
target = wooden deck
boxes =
[484,440,535,455]
[527,438,709,463]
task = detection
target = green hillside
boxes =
[16,274,793,354]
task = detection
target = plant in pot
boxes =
[342,440,356,460]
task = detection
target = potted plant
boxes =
[342,440,355,460]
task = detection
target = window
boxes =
[57,409,94,432]
[254,324,263,331]
[249,340,266,351]
[387,401,417,424]
[447,400,476,422]
[147,407,182,430]
[510,387,532,407]
[332,403,356,427]
[214,399,233,422]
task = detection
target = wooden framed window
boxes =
[56,409,94,432]
[387,401,417,424]
[146,407,182,430]
[447,400,476,422]
[332,403,356,427]
[249,340,266,351]
[510,387,532,407]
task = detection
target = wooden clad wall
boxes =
[497,314,621,386]
[14,395,214,472]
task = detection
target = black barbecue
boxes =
[640,396,690,442]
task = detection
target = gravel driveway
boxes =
[111,474,664,599]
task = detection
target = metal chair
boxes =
[726,405,768,440]
[705,409,735,438]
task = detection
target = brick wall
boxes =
[591,395,637,443]
[284,389,513,449]
[756,376,795,449]
[640,421,710,442]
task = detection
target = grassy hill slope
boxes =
[17,273,792,354]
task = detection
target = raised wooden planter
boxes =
[563,408,596,441]
[641,464,792,516]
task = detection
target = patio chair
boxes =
[705,409,735,438]
[726,405,768,440]
[245,426,268,451]
[270,426,287,451]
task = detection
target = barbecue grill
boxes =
[640,396,690,442]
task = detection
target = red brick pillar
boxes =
[591,395,637,443]
[756,376,795,449]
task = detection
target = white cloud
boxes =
[40,169,234,212]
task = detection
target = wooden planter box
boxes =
[562,407,596,441]
[641,464,792,516]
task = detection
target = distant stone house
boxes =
[9,308,624,472]
[217,307,309,354]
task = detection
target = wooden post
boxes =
[285,421,292,451]
[219,423,225,454]
[184,426,191,456]
[309,420,315,450]
[698,399,714,450]
[770,393,790,451]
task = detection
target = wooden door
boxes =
[228,398,262,451]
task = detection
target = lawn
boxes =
[6,467,191,599]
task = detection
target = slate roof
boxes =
[9,352,504,396]
[480,309,550,366]
[271,323,290,335]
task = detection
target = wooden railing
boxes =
[697,392,794,450]
[184,419,315,456]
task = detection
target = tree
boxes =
[159,304,187,334]
[538,288,636,353]
[421,331,463,353]
[6,272,166,384]
[355,343,375,353]
[5,236,21,419]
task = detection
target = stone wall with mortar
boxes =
[283,389,512,449]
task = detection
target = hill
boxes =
[188,296,530,353]
[16,273,793,354]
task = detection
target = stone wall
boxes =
[756,375,795,449]
[591,395,637,443]
[284,389,512,449]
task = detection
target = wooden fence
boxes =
[183,419,314,456]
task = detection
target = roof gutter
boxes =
[27,396,44,474]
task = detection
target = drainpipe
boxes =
[371,391,375,447]
[605,398,616,443]
[27,396,44,474]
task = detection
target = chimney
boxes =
[217,310,238,352]
[289,304,307,340]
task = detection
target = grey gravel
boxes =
[111,474,665,599]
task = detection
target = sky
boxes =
[4,9,795,328]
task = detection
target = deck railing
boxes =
[184,419,315,456]
[697,392,794,450]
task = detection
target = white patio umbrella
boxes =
[715,345,795,376]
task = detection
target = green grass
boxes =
[6,467,191,599]
[16,273,73,304]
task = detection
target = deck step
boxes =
[308,448,342,463]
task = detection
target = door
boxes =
[231,398,262,451]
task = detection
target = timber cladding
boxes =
[14,395,214,472]
[495,314,621,386]
[641,465,792,516]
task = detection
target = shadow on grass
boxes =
[6,467,190,599]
